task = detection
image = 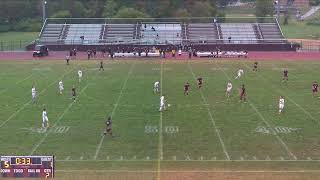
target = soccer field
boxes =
[1,59,320,180]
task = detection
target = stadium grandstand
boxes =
[35,17,298,51]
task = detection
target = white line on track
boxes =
[0,67,77,129]
[218,62,297,160]
[187,62,230,160]
[30,84,89,155]
[93,64,135,160]
[56,169,320,173]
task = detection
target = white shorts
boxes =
[42,117,48,123]
[59,86,64,91]
[227,88,232,92]
[32,93,36,98]
[279,104,284,109]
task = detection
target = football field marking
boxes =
[56,169,320,173]
[187,62,230,160]
[93,63,135,160]
[242,62,320,125]
[56,158,320,162]
[15,73,34,85]
[157,60,164,180]
[30,84,89,155]
[219,62,297,160]
[0,66,78,129]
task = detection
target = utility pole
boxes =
[42,0,47,24]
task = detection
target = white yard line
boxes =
[15,73,34,85]
[157,60,164,180]
[56,169,320,173]
[243,62,320,125]
[0,67,77,129]
[219,62,296,160]
[187,62,230,160]
[56,159,320,162]
[93,64,135,160]
[30,84,89,155]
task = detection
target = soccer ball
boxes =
[168,104,171,107]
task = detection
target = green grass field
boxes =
[0,32,38,51]
[1,59,320,180]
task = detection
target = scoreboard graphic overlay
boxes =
[0,156,54,178]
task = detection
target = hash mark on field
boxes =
[30,85,89,155]
[219,62,297,161]
[0,67,77,129]
[188,63,230,160]
[80,156,83,160]
[65,156,70,160]
[93,64,135,160]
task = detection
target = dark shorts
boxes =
[313,89,318,93]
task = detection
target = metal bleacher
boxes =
[103,24,136,43]
[36,17,293,51]
[140,23,182,45]
[258,23,285,43]
[187,23,219,44]
[64,24,102,45]
[39,24,64,43]
[220,23,257,44]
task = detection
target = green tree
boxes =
[189,1,216,17]
[50,10,72,18]
[102,0,118,17]
[255,0,274,21]
[114,7,149,18]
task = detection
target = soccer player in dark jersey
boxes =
[253,62,258,72]
[71,86,76,102]
[66,55,70,65]
[99,61,104,71]
[283,69,288,82]
[312,81,318,97]
[103,117,113,137]
[184,82,190,95]
[197,77,203,88]
[239,84,246,102]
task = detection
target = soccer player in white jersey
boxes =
[58,80,64,94]
[159,95,166,112]
[235,69,244,79]
[278,96,285,114]
[78,69,83,83]
[31,85,37,104]
[226,81,233,98]
[42,108,49,129]
[154,81,160,94]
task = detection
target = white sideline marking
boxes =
[219,62,297,160]
[30,85,89,155]
[56,169,320,173]
[93,64,135,160]
[56,159,320,162]
[187,63,230,160]
[0,67,77,129]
